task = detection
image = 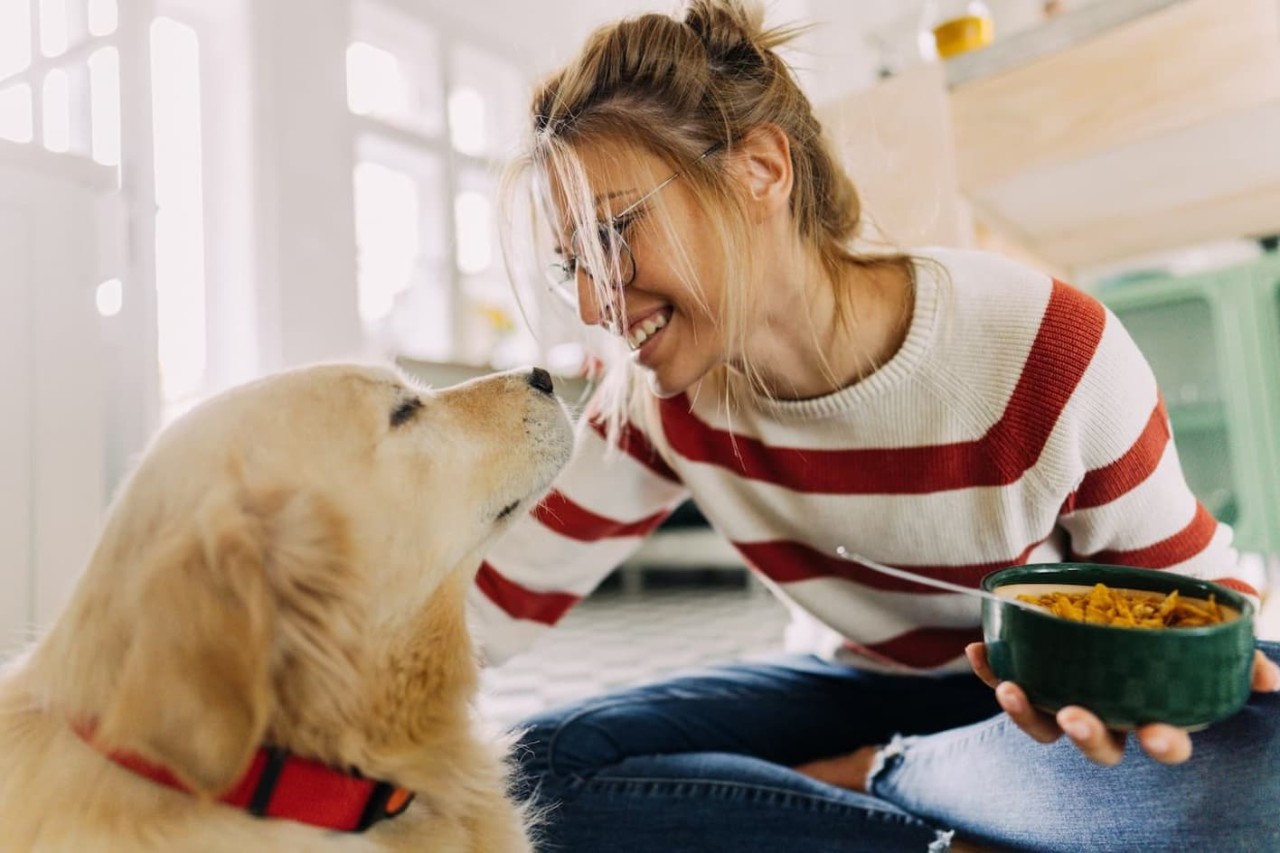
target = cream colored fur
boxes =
[0,364,573,851]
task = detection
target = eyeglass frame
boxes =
[544,143,722,307]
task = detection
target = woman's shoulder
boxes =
[910,246,1104,337]
[906,246,1117,384]
[911,246,1061,304]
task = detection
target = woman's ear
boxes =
[732,124,794,219]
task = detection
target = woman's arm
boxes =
[468,407,689,666]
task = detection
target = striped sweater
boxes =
[469,248,1256,673]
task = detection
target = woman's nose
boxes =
[576,273,615,330]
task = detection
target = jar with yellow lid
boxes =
[920,0,995,60]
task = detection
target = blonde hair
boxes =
[501,0,911,443]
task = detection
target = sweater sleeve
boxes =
[467,408,690,666]
[1052,302,1258,601]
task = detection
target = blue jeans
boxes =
[511,642,1280,852]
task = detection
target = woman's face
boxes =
[551,144,731,398]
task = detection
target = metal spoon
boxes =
[833,546,1043,613]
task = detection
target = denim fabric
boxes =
[512,643,1280,852]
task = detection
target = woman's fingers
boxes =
[994,681,1061,744]
[964,642,998,689]
[1251,649,1280,693]
[1055,707,1128,765]
[1135,723,1193,764]
[970,642,1223,766]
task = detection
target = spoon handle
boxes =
[834,547,1037,611]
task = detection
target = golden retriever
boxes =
[0,364,572,851]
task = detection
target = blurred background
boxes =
[2,0,1278,726]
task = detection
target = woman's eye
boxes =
[390,397,423,427]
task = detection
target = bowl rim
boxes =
[980,562,1255,637]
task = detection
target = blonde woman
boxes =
[469,2,1280,849]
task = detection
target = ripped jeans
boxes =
[510,643,1280,852]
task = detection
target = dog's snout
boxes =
[527,368,554,396]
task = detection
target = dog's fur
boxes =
[0,364,572,850]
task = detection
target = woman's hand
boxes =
[965,643,1280,765]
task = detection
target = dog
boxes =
[0,363,573,850]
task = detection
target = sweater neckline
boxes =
[745,255,941,420]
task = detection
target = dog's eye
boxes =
[390,397,423,428]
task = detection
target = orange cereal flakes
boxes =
[1016,583,1226,628]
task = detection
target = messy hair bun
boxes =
[529,0,860,264]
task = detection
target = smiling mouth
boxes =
[626,308,671,351]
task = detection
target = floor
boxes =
[478,570,790,730]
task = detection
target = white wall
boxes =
[0,143,115,653]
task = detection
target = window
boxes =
[448,42,523,161]
[0,1,215,417]
[348,2,538,369]
[0,0,119,158]
[353,137,452,362]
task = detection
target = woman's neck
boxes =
[741,253,914,402]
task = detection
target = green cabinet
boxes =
[1098,256,1280,555]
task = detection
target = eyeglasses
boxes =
[545,145,720,307]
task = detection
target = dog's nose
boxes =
[527,367,554,395]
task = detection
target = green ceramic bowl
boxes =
[981,563,1255,730]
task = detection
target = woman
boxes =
[469,1,1280,849]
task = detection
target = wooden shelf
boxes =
[820,0,1280,274]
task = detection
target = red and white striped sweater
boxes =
[469,248,1256,673]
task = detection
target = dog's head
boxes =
[39,364,572,797]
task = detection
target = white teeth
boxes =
[627,310,668,351]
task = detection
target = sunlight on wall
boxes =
[87,46,119,166]
[448,87,485,156]
[95,278,123,317]
[353,160,419,325]
[151,17,207,406]
[346,41,410,124]
[41,69,70,152]
[38,0,68,58]
[0,0,32,79]
[454,190,492,275]
[87,0,116,37]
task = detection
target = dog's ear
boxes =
[95,486,360,798]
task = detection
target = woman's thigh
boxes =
[514,654,1000,783]
[510,656,1001,852]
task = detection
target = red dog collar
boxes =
[75,723,413,832]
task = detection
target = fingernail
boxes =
[1146,733,1170,753]
[1061,718,1090,740]
[997,684,1025,714]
